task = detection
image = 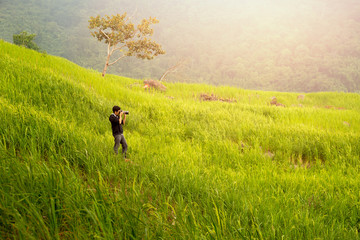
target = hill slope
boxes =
[1,40,360,239]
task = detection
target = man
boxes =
[109,106,128,159]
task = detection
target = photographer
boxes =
[109,106,128,159]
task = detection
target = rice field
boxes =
[1,39,360,239]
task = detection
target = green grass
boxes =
[1,39,360,239]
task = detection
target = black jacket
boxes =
[109,113,124,136]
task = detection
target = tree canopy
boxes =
[88,13,165,77]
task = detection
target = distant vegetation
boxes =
[12,31,42,52]
[1,40,360,239]
[1,0,360,92]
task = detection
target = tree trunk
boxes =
[102,63,108,77]
[102,53,111,77]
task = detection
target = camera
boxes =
[121,110,129,115]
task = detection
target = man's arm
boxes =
[119,112,123,125]
[122,113,126,125]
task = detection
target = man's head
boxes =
[112,105,121,115]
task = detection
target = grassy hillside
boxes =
[1,39,360,239]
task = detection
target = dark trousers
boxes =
[114,134,128,158]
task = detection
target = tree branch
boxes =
[99,29,110,40]
[159,59,187,81]
[108,55,127,66]
[100,29,112,55]
[112,45,126,53]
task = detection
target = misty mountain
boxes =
[1,0,360,92]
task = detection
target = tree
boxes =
[13,31,40,51]
[88,13,165,77]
